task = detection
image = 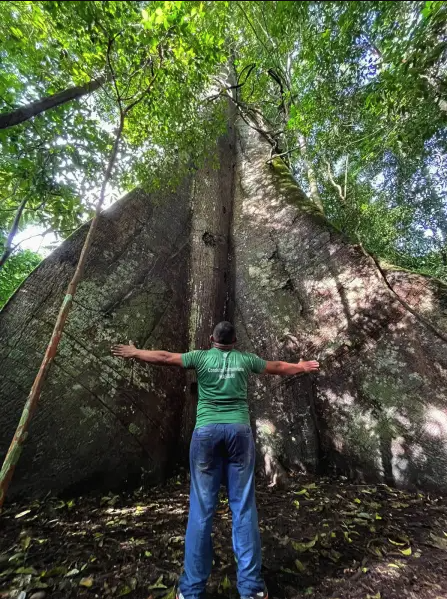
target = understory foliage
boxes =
[1,1,446,307]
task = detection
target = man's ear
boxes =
[233,336,237,344]
[210,335,214,344]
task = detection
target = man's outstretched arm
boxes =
[263,359,319,376]
[112,344,183,366]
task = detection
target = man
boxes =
[112,321,319,599]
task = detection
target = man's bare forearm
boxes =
[264,359,319,376]
[133,349,172,364]
[111,344,183,366]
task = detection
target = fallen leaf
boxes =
[45,566,68,576]
[388,538,406,546]
[295,559,306,572]
[149,575,167,590]
[144,551,152,557]
[66,568,80,577]
[168,536,184,544]
[330,549,342,562]
[292,535,318,552]
[21,536,32,550]
[15,566,37,575]
[399,547,412,556]
[220,575,231,591]
[357,512,373,520]
[118,585,132,596]
[80,576,94,587]
[280,567,300,576]
[294,489,310,496]
[15,510,31,519]
[429,533,447,551]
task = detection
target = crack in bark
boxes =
[268,231,310,317]
[364,246,447,345]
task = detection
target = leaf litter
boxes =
[0,475,447,598]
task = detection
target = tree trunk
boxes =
[297,132,324,211]
[1,116,447,501]
[0,77,105,130]
[181,117,236,446]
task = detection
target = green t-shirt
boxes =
[182,348,267,429]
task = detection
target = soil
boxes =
[1,474,447,599]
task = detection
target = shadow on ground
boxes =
[1,474,447,599]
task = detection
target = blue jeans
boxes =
[178,424,264,599]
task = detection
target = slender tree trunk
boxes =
[0,196,29,270]
[297,132,324,211]
[0,118,123,509]
[0,76,105,130]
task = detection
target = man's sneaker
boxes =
[241,590,268,599]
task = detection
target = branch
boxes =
[122,45,163,116]
[206,64,256,103]
[325,160,346,204]
[344,155,349,200]
[0,196,29,270]
[266,145,301,164]
[236,2,271,55]
[106,37,123,114]
[0,76,106,130]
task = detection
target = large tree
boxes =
[1,0,447,503]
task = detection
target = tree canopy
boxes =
[1,0,446,307]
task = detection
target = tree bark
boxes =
[233,116,447,490]
[0,77,105,130]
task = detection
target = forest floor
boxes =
[1,474,447,599]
